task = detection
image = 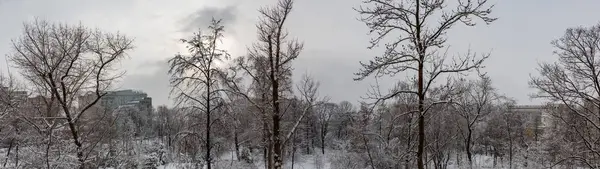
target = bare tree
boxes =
[221,70,323,169]
[221,0,304,168]
[0,72,26,168]
[316,102,336,154]
[168,18,230,169]
[8,19,133,169]
[530,23,600,168]
[333,101,354,140]
[262,0,302,167]
[451,74,496,166]
[0,72,24,119]
[221,55,274,168]
[354,0,496,168]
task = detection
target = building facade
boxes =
[511,105,553,129]
[79,89,153,112]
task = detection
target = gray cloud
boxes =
[4,0,600,108]
[180,6,238,33]
[119,59,172,107]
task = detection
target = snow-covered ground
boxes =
[158,151,504,169]
[0,145,585,169]
[157,149,333,169]
[156,150,588,169]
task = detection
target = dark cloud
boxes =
[180,6,237,33]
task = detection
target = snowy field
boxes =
[154,149,556,169]
[0,143,586,169]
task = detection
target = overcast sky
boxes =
[1,0,599,107]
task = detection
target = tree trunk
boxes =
[493,147,497,167]
[46,132,52,169]
[363,135,376,169]
[466,128,473,166]
[234,127,240,160]
[507,121,513,169]
[417,86,425,169]
[456,150,460,167]
[321,138,325,155]
[4,139,13,167]
[272,97,282,169]
[268,139,273,169]
[416,0,425,167]
[206,75,212,169]
[261,94,271,169]
[15,144,18,167]
[291,135,296,169]
[321,127,325,154]
[406,113,413,169]
[305,122,310,154]
[310,122,315,154]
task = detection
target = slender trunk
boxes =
[321,126,325,154]
[264,116,273,169]
[261,93,270,169]
[466,128,473,166]
[417,76,425,169]
[46,131,52,169]
[268,139,274,169]
[362,135,376,169]
[263,140,267,169]
[406,113,413,169]
[291,134,296,169]
[15,144,18,167]
[493,147,497,167]
[272,92,282,169]
[424,149,428,169]
[321,138,325,155]
[305,122,310,154]
[310,122,314,154]
[507,118,513,169]
[234,127,240,160]
[206,75,212,169]
[4,139,13,167]
[415,0,425,168]
[67,122,84,169]
[456,150,460,167]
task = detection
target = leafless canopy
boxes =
[9,19,133,120]
[0,73,23,119]
[169,19,230,109]
[168,19,230,169]
[355,1,495,168]
[8,19,133,168]
[530,23,600,167]
[354,0,496,102]
[250,0,303,96]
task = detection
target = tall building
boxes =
[79,89,153,112]
[511,105,553,129]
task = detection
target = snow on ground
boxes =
[157,163,197,169]
[287,153,331,169]
[156,149,586,169]
[157,149,334,169]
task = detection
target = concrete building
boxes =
[79,89,153,112]
[511,105,553,129]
